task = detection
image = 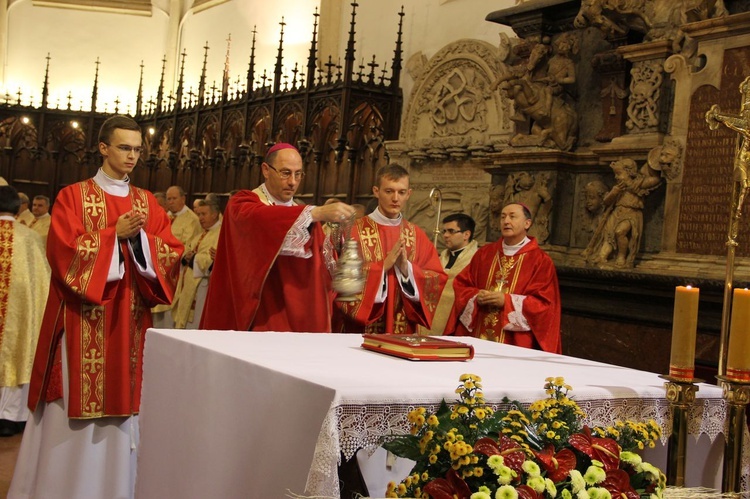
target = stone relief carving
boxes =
[626,60,663,130]
[503,171,553,243]
[647,137,684,181]
[581,179,609,237]
[582,158,662,267]
[488,183,505,239]
[401,39,513,160]
[494,37,579,151]
[428,68,488,137]
[574,0,728,55]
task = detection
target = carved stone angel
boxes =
[582,158,661,267]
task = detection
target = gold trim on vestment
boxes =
[480,252,526,343]
[0,222,12,352]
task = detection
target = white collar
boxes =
[170,205,190,217]
[502,236,530,256]
[261,183,295,207]
[0,215,15,222]
[94,168,130,197]
[368,207,402,226]
[208,219,222,231]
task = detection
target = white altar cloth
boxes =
[135,330,733,498]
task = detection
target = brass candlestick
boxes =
[716,375,750,493]
[660,375,701,487]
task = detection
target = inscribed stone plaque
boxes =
[677,46,750,256]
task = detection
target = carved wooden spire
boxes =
[41,53,50,109]
[175,49,186,111]
[198,41,209,107]
[222,33,231,100]
[246,26,257,97]
[136,61,144,117]
[156,55,166,116]
[274,17,285,94]
[391,6,404,91]
[91,57,100,113]
[306,8,319,90]
[343,2,358,86]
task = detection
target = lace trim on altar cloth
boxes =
[304,398,749,497]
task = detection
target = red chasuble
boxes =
[337,217,446,334]
[27,179,182,419]
[445,237,561,353]
[200,190,334,332]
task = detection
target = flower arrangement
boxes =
[383,375,665,499]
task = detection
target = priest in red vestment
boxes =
[337,165,447,334]
[10,115,183,499]
[445,202,561,353]
[200,143,356,332]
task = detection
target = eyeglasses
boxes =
[266,163,305,180]
[442,228,466,235]
[107,143,144,155]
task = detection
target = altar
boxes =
[135,330,735,498]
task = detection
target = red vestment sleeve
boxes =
[200,191,307,331]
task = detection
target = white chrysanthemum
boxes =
[496,465,515,485]
[639,461,661,480]
[487,454,505,471]
[522,460,542,477]
[495,484,519,499]
[576,490,590,499]
[569,469,586,493]
[583,465,607,485]
[586,487,612,499]
[545,477,557,498]
[620,451,642,466]
[527,475,546,493]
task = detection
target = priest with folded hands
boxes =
[445,202,561,353]
[336,164,447,334]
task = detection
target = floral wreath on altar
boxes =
[382,375,665,499]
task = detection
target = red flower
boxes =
[601,469,640,499]
[516,484,541,499]
[423,469,472,499]
[533,444,576,482]
[473,435,526,475]
[569,426,621,470]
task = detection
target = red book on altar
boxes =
[361,334,474,361]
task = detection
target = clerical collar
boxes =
[0,215,15,222]
[170,205,190,217]
[207,219,222,231]
[445,247,464,270]
[260,183,294,207]
[503,236,530,256]
[368,207,402,226]
[94,168,130,197]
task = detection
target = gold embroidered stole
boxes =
[0,222,12,352]
[480,251,526,343]
[351,217,417,334]
[70,180,152,417]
